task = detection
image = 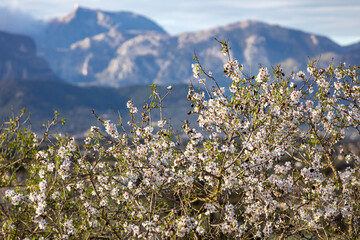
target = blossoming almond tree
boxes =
[1,41,360,239]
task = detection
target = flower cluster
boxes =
[104,120,119,138]
[0,41,359,239]
[256,67,270,82]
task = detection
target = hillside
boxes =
[0,31,56,81]
[0,79,191,135]
[0,30,191,135]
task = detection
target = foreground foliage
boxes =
[1,41,360,239]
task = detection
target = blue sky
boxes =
[0,0,359,45]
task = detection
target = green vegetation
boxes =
[1,42,360,239]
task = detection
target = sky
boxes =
[0,0,359,46]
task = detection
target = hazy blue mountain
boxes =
[34,7,352,87]
[342,48,360,66]
[0,78,192,136]
[341,41,360,65]
[36,6,166,49]
[0,31,56,81]
[343,41,360,52]
[0,29,191,135]
[97,20,345,87]
[19,6,356,88]
[2,6,359,88]
[32,6,168,85]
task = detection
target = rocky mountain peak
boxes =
[40,6,167,50]
[28,8,358,88]
[49,5,87,23]
[48,6,166,33]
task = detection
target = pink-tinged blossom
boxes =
[305,100,313,111]
[263,222,273,237]
[130,107,138,114]
[100,199,107,207]
[334,81,343,90]
[204,203,217,215]
[256,67,270,83]
[297,70,305,78]
[5,189,15,198]
[199,78,206,84]
[36,151,48,160]
[334,68,342,79]
[76,181,84,190]
[35,201,46,216]
[126,100,133,108]
[58,146,69,159]
[11,194,22,206]
[290,90,302,104]
[84,137,91,144]
[104,120,119,138]
[229,84,237,93]
[196,226,205,235]
[58,159,71,180]
[5,190,24,206]
[39,179,47,193]
[157,120,166,127]
[64,220,76,235]
[38,219,47,230]
[46,162,55,172]
[192,63,200,78]
[66,137,76,152]
[52,191,60,199]
[316,77,330,90]
[176,216,197,237]
[90,126,99,132]
[307,67,315,75]
[38,169,45,179]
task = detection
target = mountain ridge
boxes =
[37,6,167,49]
[28,7,357,87]
[0,30,57,81]
[95,19,345,87]
[1,6,359,88]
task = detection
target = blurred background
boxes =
[0,0,359,136]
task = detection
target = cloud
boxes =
[0,7,45,36]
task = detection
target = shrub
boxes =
[1,41,360,239]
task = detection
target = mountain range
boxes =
[0,31,56,81]
[0,6,359,135]
[28,6,359,87]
